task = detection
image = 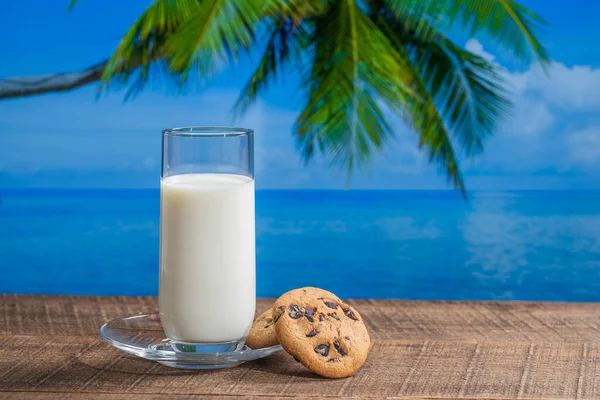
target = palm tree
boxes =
[1,0,549,196]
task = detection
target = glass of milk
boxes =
[159,127,255,352]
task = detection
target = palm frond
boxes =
[233,20,310,116]
[233,23,292,115]
[77,0,548,197]
[100,0,200,91]
[384,0,549,64]
[67,0,79,12]
[263,0,329,20]
[232,0,327,116]
[295,0,414,175]
[400,68,468,197]
[163,0,266,76]
[408,94,467,197]
[449,0,549,63]
[396,18,511,155]
[372,11,469,196]
[436,45,510,154]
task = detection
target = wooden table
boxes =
[1,295,600,399]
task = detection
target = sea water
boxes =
[1,190,599,301]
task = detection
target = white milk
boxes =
[159,173,255,343]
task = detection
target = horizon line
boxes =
[2,188,600,192]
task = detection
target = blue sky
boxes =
[1,0,600,190]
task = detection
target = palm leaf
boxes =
[163,0,266,76]
[384,0,549,63]
[71,0,548,197]
[262,0,329,20]
[371,9,470,196]
[232,0,328,115]
[436,45,510,154]
[449,0,549,63]
[396,17,511,155]
[295,0,415,175]
[408,93,467,197]
[67,0,79,12]
[100,0,200,91]
[101,0,271,91]
[233,22,294,116]
[401,68,468,197]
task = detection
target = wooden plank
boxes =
[1,295,600,399]
[0,335,598,399]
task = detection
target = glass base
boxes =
[100,312,282,370]
[171,338,246,353]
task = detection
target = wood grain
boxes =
[2,295,600,399]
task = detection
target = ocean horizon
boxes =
[1,188,599,301]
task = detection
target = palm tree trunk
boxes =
[0,60,108,100]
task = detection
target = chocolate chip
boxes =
[288,304,304,319]
[324,301,338,309]
[319,315,325,322]
[263,317,274,328]
[333,340,347,356]
[274,306,286,322]
[304,308,315,322]
[314,344,330,357]
[327,312,340,321]
[327,358,340,363]
[306,329,319,337]
[343,308,358,320]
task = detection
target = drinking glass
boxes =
[160,127,255,352]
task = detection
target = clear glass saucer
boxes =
[100,312,282,369]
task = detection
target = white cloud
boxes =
[502,96,555,136]
[465,39,496,62]
[568,127,600,165]
[462,39,600,177]
[468,38,600,116]
[515,63,600,110]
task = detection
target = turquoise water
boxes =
[1,189,599,300]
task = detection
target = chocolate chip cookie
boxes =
[273,287,370,378]
[246,309,278,349]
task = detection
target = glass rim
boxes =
[162,126,253,137]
